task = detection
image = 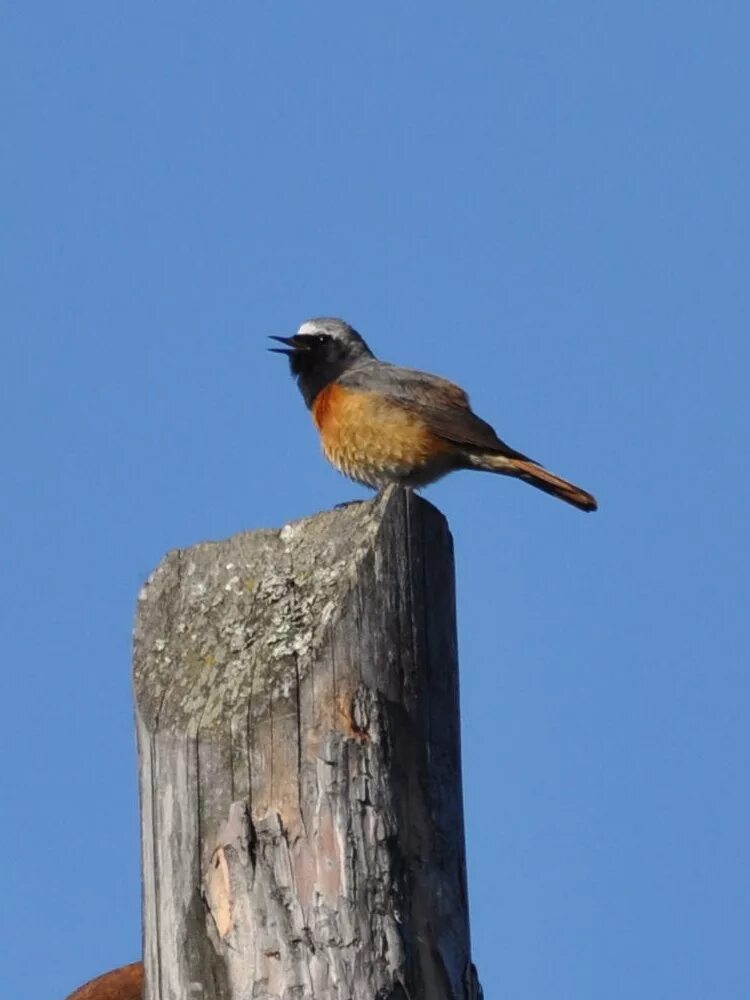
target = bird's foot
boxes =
[334,499,368,510]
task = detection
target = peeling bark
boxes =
[134,486,480,999]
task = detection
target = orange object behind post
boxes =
[65,961,143,1000]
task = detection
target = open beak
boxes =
[268,335,309,355]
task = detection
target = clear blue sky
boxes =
[2,3,748,998]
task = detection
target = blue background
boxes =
[2,3,748,998]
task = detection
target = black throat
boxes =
[288,335,372,408]
[294,355,352,407]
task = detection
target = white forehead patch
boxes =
[297,318,351,341]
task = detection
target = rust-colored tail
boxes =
[65,962,143,1000]
[473,453,598,512]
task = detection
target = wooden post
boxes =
[134,486,482,1000]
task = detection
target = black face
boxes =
[270,326,372,407]
[285,333,349,378]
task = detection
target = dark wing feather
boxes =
[339,361,534,461]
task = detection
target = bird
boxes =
[270,318,597,512]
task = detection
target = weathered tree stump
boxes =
[134,486,482,1000]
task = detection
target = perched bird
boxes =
[271,318,597,512]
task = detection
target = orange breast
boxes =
[311,383,452,486]
[311,381,344,434]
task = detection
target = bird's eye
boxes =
[316,334,328,344]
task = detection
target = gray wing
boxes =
[339,360,533,460]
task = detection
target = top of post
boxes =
[133,486,453,735]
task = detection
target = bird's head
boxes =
[270,318,374,407]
